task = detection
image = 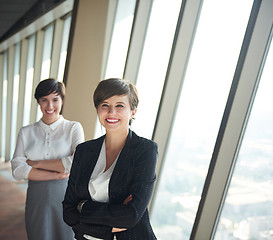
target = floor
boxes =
[0,162,28,240]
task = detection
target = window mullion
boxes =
[123,0,154,83]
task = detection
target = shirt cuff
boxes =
[12,164,32,181]
[61,157,72,173]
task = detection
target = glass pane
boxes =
[40,24,54,80]
[57,16,72,82]
[133,0,182,139]
[10,42,20,159]
[104,0,136,79]
[214,34,273,240]
[94,0,136,138]
[37,24,54,121]
[23,34,36,126]
[1,52,7,159]
[150,0,253,239]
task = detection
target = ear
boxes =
[131,108,137,119]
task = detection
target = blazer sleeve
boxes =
[62,145,112,239]
[80,140,158,229]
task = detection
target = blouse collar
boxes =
[38,115,64,132]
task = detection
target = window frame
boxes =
[190,0,273,239]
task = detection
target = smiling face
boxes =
[97,94,136,134]
[38,92,63,125]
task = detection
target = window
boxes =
[215,33,273,240]
[10,43,21,158]
[104,0,136,79]
[40,24,54,80]
[23,35,36,126]
[95,0,136,138]
[133,0,182,138]
[150,1,253,239]
[1,51,7,159]
[37,24,54,120]
[57,16,72,82]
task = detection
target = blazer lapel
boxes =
[109,130,136,188]
[78,136,105,198]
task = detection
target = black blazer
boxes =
[63,130,158,240]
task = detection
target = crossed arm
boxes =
[12,122,84,181]
[27,159,69,181]
[63,141,158,239]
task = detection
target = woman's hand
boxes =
[111,195,133,233]
[26,160,39,168]
[27,159,65,173]
[28,168,69,181]
[55,172,70,179]
[112,227,127,233]
[123,194,132,205]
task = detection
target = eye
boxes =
[101,103,109,108]
[116,104,124,108]
[53,98,59,102]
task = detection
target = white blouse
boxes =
[84,140,119,240]
[11,115,85,180]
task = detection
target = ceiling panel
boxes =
[0,0,64,42]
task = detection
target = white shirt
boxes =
[11,116,85,180]
[84,140,119,240]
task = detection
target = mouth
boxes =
[46,110,55,114]
[106,118,119,123]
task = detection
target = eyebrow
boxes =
[101,101,125,104]
[40,96,60,100]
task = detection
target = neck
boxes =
[105,129,129,150]
[41,115,60,125]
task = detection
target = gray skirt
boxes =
[25,179,74,240]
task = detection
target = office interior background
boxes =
[0,0,272,239]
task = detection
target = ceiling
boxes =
[0,0,65,42]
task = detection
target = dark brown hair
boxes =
[93,78,139,111]
[34,78,65,102]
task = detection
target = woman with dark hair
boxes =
[11,78,85,240]
[63,78,158,240]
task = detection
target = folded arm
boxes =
[27,167,69,181]
[27,158,65,172]
[11,122,84,181]
[80,142,158,229]
[63,140,158,237]
[63,146,113,239]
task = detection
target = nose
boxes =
[48,101,53,108]
[108,106,116,114]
